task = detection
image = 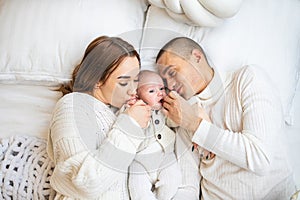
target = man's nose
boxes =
[166,78,176,91]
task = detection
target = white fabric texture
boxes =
[172,128,201,200]
[47,92,146,200]
[175,66,296,199]
[129,153,181,200]
[0,135,55,199]
[128,110,181,200]
[140,0,300,125]
[0,84,62,139]
[148,0,243,26]
[0,0,147,85]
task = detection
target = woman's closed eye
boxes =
[119,78,139,87]
[119,82,128,86]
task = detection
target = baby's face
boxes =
[138,83,166,110]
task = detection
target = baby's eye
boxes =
[134,78,139,83]
[149,89,155,93]
[160,87,165,91]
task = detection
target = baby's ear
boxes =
[136,88,141,96]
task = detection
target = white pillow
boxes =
[140,0,300,125]
[0,0,147,85]
[148,0,244,26]
[0,84,62,139]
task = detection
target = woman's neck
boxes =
[92,89,109,105]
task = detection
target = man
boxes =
[156,37,296,199]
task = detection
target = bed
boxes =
[0,0,299,199]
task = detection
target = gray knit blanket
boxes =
[0,135,56,199]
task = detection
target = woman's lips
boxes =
[126,97,137,105]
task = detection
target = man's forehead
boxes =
[157,51,170,63]
[157,52,182,67]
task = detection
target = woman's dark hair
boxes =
[60,36,140,95]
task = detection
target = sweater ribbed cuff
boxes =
[192,120,220,151]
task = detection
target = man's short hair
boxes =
[156,37,207,62]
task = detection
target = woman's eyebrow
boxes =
[117,75,131,79]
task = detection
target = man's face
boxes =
[157,52,201,100]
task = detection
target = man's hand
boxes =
[162,91,201,132]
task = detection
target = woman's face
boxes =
[97,56,140,108]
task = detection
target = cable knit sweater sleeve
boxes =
[192,66,283,176]
[47,93,144,199]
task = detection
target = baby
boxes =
[128,70,181,200]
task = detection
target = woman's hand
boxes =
[126,100,151,128]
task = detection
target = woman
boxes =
[47,36,152,200]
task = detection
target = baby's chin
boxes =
[151,103,163,111]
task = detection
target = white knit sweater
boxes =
[47,92,145,200]
[174,65,296,200]
[128,110,181,200]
